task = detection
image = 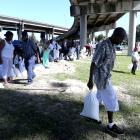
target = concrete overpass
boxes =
[0,15,69,40]
[58,0,140,55]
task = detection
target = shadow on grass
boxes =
[14,88,66,93]
[112,70,130,74]
[50,82,69,88]
[12,79,28,85]
[0,88,139,140]
[118,101,140,139]
[116,54,127,56]
[0,89,104,140]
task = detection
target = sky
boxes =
[0,0,74,28]
[0,0,74,40]
[0,0,139,40]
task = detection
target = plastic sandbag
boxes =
[12,65,21,77]
[80,90,99,121]
[19,59,25,73]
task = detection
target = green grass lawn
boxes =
[0,55,140,140]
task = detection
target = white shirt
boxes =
[49,44,54,50]
[1,40,14,58]
[132,51,140,62]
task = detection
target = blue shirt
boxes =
[21,39,37,59]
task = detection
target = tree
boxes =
[95,34,105,42]
[136,24,140,42]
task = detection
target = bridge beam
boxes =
[0,15,68,37]
[128,11,137,55]
[91,23,116,32]
[106,29,109,38]
[71,1,140,16]
[17,23,23,40]
[80,14,87,50]
[87,1,140,14]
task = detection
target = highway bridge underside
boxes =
[58,0,140,55]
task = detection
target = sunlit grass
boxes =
[112,55,140,85]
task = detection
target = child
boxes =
[131,45,140,75]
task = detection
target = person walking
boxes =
[87,27,127,135]
[21,31,39,85]
[42,41,50,68]
[0,31,14,85]
[131,43,140,75]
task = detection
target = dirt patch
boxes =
[35,60,75,75]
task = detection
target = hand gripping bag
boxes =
[80,90,99,121]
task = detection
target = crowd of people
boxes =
[0,30,93,85]
[0,30,140,86]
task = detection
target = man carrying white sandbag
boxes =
[80,90,100,122]
[87,27,127,135]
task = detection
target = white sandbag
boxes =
[53,49,59,60]
[12,66,21,77]
[19,59,25,73]
[9,66,16,78]
[80,90,99,121]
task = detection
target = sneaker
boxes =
[27,80,33,85]
[32,75,36,79]
[107,124,124,135]
[131,71,136,75]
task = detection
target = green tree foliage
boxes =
[136,24,140,42]
[87,37,91,44]
[95,34,105,42]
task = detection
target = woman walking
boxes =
[42,41,50,68]
[0,31,14,85]
[131,44,140,75]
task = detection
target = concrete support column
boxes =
[128,11,137,55]
[92,32,95,44]
[52,28,54,40]
[105,29,109,38]
[80,14,87,50]
[48,33,51,40]
[45,32,48,41]
[0,27,3,32]
[0,27,3,38]
[17,24,23,40]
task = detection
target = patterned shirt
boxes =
[92,38,116,90]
